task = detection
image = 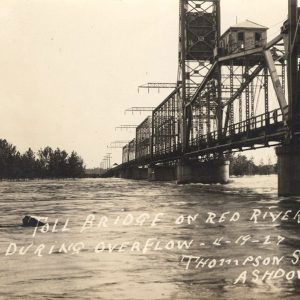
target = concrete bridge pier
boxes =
[176,158,230,184]
[123,168,133,179]
[115,167,133,179]
[114,169,126,178]
[132,167,148,180]
[276,143,300,196]
[118,167,148,180]
[148,165,176,181]
[115,171,123,178]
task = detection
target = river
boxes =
[0,176,300,299]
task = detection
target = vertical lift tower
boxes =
[176,0,230,183]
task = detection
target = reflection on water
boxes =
[0,176,300,299]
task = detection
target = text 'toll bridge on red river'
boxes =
[102,0,300,197]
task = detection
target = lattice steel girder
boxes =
[264,50,289,122]
[178,0,220,151]
[185,61,218,107]
[186,26,286,139]
[266,34,284,50]
[185,1,220,61]
[152,89,179,156]
[245,65,250,121]
[136,116,152,160]
[219,48,264,64]
[264,67,269,120]
[229,63,234,125]
[223,63,265,135]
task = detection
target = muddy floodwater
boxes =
[1,176,300,299]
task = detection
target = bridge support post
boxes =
[176,158,230,184]
[148,165,176,181]
[276,144,300,196]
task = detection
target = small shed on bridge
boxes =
[220,20,268,56]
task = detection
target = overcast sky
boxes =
[0,0,290,167]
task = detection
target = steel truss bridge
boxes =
[102,0,300,195]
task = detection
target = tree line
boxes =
[0,139,85,179]
[227,153,277,176]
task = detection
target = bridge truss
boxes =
[105,0,299,172]
[150,0,297,164]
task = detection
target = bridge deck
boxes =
[102,108,289,177]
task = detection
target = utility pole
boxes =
[106,153,112,169]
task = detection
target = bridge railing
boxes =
[227,108,283,137]
[121,108,283,166]
[189,108,283,149]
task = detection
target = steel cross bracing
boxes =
[102,0,300,175]
[178,0,221,151]
[146,0,220,160]
[185,17,290,159]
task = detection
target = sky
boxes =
[0,0,291,168]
